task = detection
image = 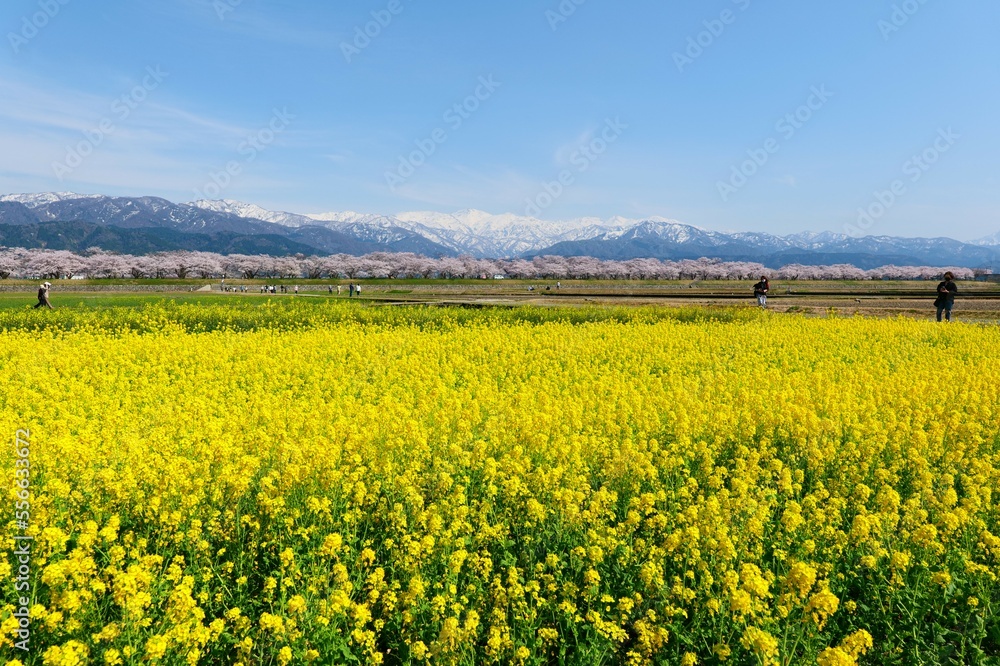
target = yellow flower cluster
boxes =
[0,302,998,663]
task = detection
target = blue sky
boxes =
[1,0,997,239]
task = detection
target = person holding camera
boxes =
[934,271,958,322]
[753,276,770,309]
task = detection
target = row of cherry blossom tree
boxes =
[0,247,981,281]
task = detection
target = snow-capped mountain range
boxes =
[1,192,999,269]
[192,198,642,257]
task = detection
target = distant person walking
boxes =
[753,276,770,308]
[349,284,355,298]
[33,282,54,309]
[935,271,958,322]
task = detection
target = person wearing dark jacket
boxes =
[753,276,769,308]
[33,282,54,309]
[934,272,958,322]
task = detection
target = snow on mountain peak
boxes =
[972,231,1000,246]
[188,199,312,227]
[452,208,494,225]
[0,192,102,207]
[189,200,716,256]
[4,192,995,264]
[306,211,397,225]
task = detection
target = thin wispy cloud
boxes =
[0,77,112,134]
[142,103,251,139]
[0,69,249,145]
[0,67,305,199]
[135,0,340,49]
[0,1,995,237]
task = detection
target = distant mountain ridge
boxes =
[1,193,998,268]
[0,220,322,256]
[0,194,455,257]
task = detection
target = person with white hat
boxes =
[33,282,54,309]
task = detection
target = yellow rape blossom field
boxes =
[1,300,998,665]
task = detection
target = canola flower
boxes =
[0,300,998,664]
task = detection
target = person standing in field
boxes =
[34,282,54,309]
[935,271,958,322]
[753,276,769,308]
[349,284,355,298]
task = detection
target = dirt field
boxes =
[3,279,998,322]
[327,280,1000,322]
